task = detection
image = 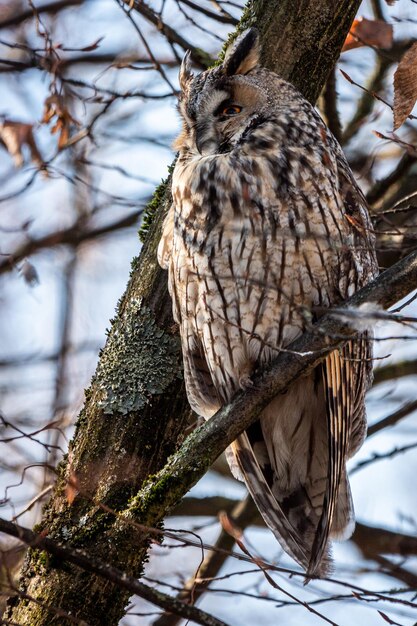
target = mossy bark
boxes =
[4,1,361,625]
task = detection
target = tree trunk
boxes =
[4,1,361,624]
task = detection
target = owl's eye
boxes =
[220,105,242,116]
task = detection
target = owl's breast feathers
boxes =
[159,111,376,408]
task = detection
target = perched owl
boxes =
[158,28,378,576]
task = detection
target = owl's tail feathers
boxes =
[307,348,356,577]
[230,433,312,574]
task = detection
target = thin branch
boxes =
[0,210,143,276]
[153,495,258,626]
[351,440,417,473]
[367,400,417,437]
[0,517,228,626]
[178,0,238,24]
[341,41,413,144]
[367,152,417,207]
[124,0,214,69]
[370,0,385,21]
[0,53,178,74]
[373,555,417,589]
[0,0,83,29]
[172,496,417,559]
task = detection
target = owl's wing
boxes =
[335,147,378,281]
[307,148,377,574]
[308,335,371,575]
[181,329,222,417]
[230,433,311,571]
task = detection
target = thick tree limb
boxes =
[373,358,417,386]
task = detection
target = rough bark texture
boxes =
[242,0,362,103]
[4,1,362,625]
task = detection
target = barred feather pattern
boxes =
[158,30,378,577]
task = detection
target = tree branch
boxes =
[0,517,228,626]
[373,358,417,386]
[0,210,142,275]
[367,399,417,437]
[172,497,417,559]
[177,0,238,25]
[153,495,258,626]
[123,0,214,69]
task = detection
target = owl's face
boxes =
[175,29,273,157]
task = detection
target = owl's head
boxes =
[175,29,282,156]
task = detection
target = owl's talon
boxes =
[239,375,253,390]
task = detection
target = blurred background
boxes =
[0,1,417,624]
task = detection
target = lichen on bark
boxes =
[96,300,181,415]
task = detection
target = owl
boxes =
[158,28,378,577]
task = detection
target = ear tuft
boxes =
[223,28,260,76]
[179,50,194,93]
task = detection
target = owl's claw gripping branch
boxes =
[239,374,254,390]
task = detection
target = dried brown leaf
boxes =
[219,511,243,541]
[41,94,80,150]
[377,611,403,626]
[0,120,43,168]
[65,472,79,505]
[20,260,39,287]
[58,124,70,149]
[80,36,104,52]
[343,17,393,52]
[393,41,417,130]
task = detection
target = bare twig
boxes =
[153,495,258,626]
[178,0,237,24]
[0,518,229,626]
[123,0,214,69]
[0,210,143,276]
[367,400,417,437]
[0,0,83,29]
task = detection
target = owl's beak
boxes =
[195,120,215,155]
[195,122,207,155]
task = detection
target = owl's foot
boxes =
[239,374,253,390]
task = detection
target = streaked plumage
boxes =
[158,29,378,576]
